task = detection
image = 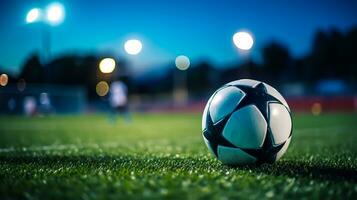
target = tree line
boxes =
[1,27,356,99]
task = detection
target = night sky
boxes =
[0,0,357,74]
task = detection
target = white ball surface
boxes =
[268,103,292,145]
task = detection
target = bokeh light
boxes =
[311,102,322,116]
[99,58,116,73]
[17,79,26,92]
[26,8,41,23]
[175,55,190,70]
[96,81,109,96]
[0,74,9,86]
[233,31,254,50]
[124,39,142,55]
[46,2,65,25]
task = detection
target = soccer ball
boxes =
[202,79,292,166]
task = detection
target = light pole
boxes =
[26,2,65,62]
[123,38,143,75]
[233,31,254,76]
[174,55,190,107]
[123,38,143,77]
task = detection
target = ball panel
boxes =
[209,86,245,124]
[217,145,257,165]
[222,105,267,149]
[275,137,291,161]
[263,83,290,111]
[226,79,260,88]
[269,103,292,145]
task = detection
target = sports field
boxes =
[0,113,356,199]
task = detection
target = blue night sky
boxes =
[0,0,357,74]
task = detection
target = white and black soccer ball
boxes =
[202,79,292,166]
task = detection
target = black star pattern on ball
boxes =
[203,83,287,163]
[234,83,278,120]
[203,110,236,157]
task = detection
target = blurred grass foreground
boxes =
[0,113,356,199]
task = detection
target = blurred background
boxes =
[1,0,357,116]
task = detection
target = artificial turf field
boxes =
[0,113,356,199]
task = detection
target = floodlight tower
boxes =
[26,2,65,62]
[122,38,143,78]
[174,55,190,106]
[123,38,143,76]
[233,30,254,75]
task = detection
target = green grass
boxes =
[0,113,356,199]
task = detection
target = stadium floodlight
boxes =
[26,8,42,23]
[175,55,190,71]
[124,39,142,55]
[99,58,116,73]
[202,79,292,166]
[233,31,254,50]
[45,2,65,26]
[26,3,65,26]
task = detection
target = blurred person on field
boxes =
[23,96,37,116]
[109,79,131,123]
[39,92,54,115]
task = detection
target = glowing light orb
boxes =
[0,74,8,86]
[124,39,142,55]
[26,8,41,23]
[96,81,109,97]
[175,55,190,70]
[46,2,65,25]
[233,31,254,50]
[99,58,116,73]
